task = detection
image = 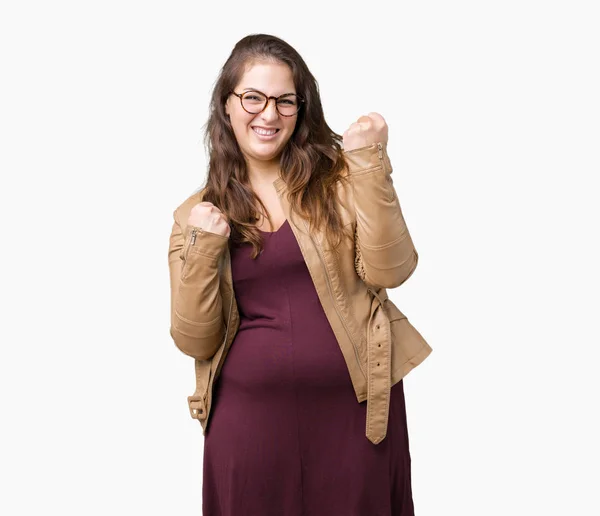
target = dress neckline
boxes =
[257,219,289,235]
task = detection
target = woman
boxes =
[168,33,432,516]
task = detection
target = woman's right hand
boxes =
[187,201,231,238]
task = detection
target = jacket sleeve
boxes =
[344,141,419,289]
[168,208,229,360]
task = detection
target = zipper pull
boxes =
[377,142,383,159]
[182,228,197,262]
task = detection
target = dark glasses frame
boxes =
[228,89,305,117]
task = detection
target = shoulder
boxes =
[172,186,207,230]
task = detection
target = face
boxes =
[225,61,299,167]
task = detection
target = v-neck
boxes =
[257,219,289,235]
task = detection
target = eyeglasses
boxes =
[229,89,305,117]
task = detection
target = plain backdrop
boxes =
[1,1,599,515]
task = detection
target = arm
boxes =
[168,208,229,360]
[345,141,419,289]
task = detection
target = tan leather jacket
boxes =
[168,141,432,445]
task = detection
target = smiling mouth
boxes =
[252,127,280,136]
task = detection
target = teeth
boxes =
[253,127,277,136]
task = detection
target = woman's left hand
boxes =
[342,112,389,152]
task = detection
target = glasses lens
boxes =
[241,92,266,113]
[277,94,300,116]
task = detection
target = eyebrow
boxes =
[242,87,296,96]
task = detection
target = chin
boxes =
[253,151,280,161]
[249,141,279,153]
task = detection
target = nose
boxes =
[259,97,279,122]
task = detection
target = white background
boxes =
[1,1,599,514]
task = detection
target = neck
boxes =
[246,157,281,187]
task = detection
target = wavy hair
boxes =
[200,33,351,259]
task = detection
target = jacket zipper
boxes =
[344,142,377,154]
[221,249,234,347]
[301,220,367,382]
[184,227,198,262]
[204,248,235,419]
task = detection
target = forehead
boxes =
[237,61,295,95]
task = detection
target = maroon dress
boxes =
[202,219,414,516]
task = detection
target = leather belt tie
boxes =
[365,286,391,445]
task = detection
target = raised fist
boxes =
[342,112,388,152]
[187,201,231,238]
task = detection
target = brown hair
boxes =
[200,33,351,258]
